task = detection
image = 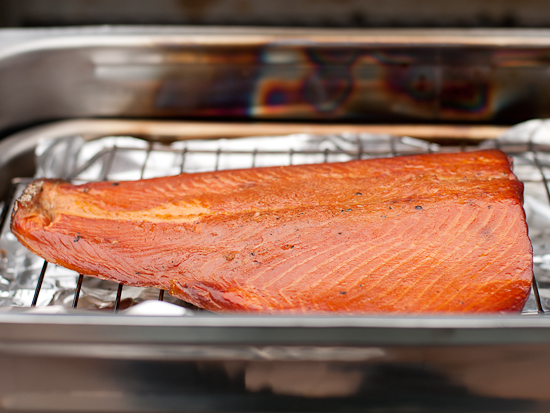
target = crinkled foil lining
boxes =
[0,123,549,314]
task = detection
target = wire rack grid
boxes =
[0,132,548,314]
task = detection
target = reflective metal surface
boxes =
[3,27,550,135]
[3,28,550,413]
[2,346,550,412]
[3,314,550,412]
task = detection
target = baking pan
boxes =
[2,27,550,413]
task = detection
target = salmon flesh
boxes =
[11,149,533,313]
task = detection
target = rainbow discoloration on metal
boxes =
[144,35,550,123]
[5,28,550,134]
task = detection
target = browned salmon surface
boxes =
[11,149,533,313]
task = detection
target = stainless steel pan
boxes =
[2,27,550,413]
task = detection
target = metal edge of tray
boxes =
[4,26,550,51]
[1,312,550,349]
[0,118,509,145]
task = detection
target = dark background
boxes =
[0,0,547,28]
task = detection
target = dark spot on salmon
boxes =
[282,245,294,250]
[480,227,493,238]
[250,252,255,256]
[136,272,139,275]
[223,252,236,261]
[415,206,423,210]
[74,235,82,242]
[338,232,342,235]
[346,209,352,212]
[381,215,387,218]
[355,192,363,196]
[214,176,218,179]
[389,207,392,209]
[184,283,188,288]
[340,291,347,295]
[82,188,89,193]
[112,182,119,186]
[488,205,492,209]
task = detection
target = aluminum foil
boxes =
[0,126,548,313]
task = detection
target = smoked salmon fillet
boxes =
[11,149,533,313]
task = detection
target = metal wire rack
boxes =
[1,131,549,314]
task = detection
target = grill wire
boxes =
[0,132,548,314]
